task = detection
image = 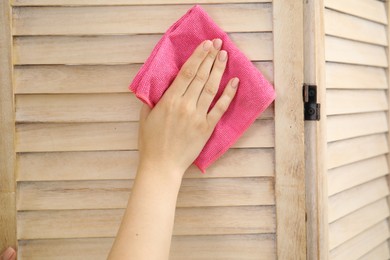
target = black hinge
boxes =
[303,84,320,121]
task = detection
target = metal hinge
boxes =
[303,84,320,121]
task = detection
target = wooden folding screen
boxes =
[0,0,305,259]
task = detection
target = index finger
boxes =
[164,40,213,97]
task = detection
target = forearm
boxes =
[108,164,183,260]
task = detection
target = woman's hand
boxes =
[0,247,16,260]
[138,38,239,175]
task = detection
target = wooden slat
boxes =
[324,9,387,46]
[327,134,389,169]
[17,206,276,239]
[15,120,274,152]
[326,89,388,115]
[17,177,275,210]
[324,0,387,24]
[328,177,389,222]
[16,148,274,181]
[325,36,388,67]
[327,155,389,196]
[13,33,273,65]
[18,234,275,260]
[328,198,390,250]
[15,93,274,123]
[11,0,272,6]
[12,4,272,35]
[329,220,390,260]
[327,112,388,142]
[326,63,387,89]
[14,62,274,94]
[359,242,390,260]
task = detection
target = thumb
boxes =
[1,247,16,260]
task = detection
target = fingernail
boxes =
[203,40,212,51]
[213,38,222,50]
[2,247,15,260]
[218,50,227,62]
[231,77,239,89]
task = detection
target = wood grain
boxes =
[16,148,275,181]
[327,134,389,169]
[326,89,388,115]
[327,112,388,142]
[329,220,389,260]
[13,33,273,65]
[17,206,276,239]
[12,4,272,35]
[328,199,390,250]
[326,63,387,89]
[325,36,388,67]
[324,8,387,46]
[359,242,390,260]
[17,177,275,210]
[18,234,276,260]
[327,155,389,196]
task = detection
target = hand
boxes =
[0,247,16,260]
[138,38,239,176]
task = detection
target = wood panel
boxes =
[328,177,389,222]
[12,4,272,35]
[327,112,388,142]
[329,220,390,260]
[18,234,275,260]
[16,148,274,181]
[359,242,390,260]
[324,0,387,24]
[328,198,390,250]
[326,89,388,115]
[327,134,389,169]
[11,0,272,6]
[325,36,388,67]
[324,8,387,46]
[17,178,275,210]
[326,63,387,89]
[17,206,276,239]
[327,155,389,196]
[13,33,273,65]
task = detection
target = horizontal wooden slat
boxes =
[327,155,389,196]
[17,177,275,210]
[324,9,387,46]
[325,36,388,67]
[11,0,272,6]
[18,234,275,260]
[12,4,272,35]
[17,148,274,181]
[17,206,275,239]
[13,33,273,65]
[329,198,390,250]
[14,62,274,94]
[327,112,388,142]
[15,93,274,123]
[327,134,389,169]
[325,63,387,89]
[324,0,387,24]
[15,120,274,152]
[359,242,390,260]
[326,90,388,115]
[328,177,389,222]
[329,220,390,260]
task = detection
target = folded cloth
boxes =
[129,5,275,173]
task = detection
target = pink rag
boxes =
[129,5,275,173]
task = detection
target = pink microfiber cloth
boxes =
[129,5,275,173]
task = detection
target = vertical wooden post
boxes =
[0,0,17,253]
[273,0,306,259]
[303,0,329,259]
[386,0,390,254]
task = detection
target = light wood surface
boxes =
[273,0,306,259]
[359,242,390,260]
[11,0,272,5]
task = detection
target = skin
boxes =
[0,247,16,260]
[108,38,239,260]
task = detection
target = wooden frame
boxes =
[273,0,306,258]
[0,0,17,253]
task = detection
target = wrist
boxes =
[137,160,186,182]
